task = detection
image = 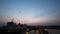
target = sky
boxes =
[0,0,60,26]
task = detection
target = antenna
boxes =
[11,18,14,22]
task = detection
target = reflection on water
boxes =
[28,30,36,34]
[17,29,60,34]
[35,30,39,34]
[26,32,29,34]
[26,30,40,34]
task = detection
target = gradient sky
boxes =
[0,0,60,25]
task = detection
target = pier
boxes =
[25,26,46,34]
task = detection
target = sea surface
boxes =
[22,29,60,34]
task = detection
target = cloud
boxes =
[33,10,60,19]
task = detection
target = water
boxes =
[47,29,60,34]
[22,29,60,34]
[26,30,40,34]
[28,30,36,34]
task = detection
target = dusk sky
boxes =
[0,0,60,25]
